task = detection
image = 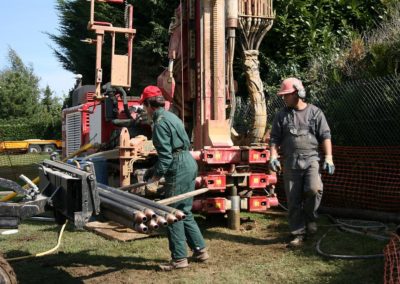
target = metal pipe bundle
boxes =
[97,183,184,233]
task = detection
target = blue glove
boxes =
[269,156,281,172]
[323,155,335,175]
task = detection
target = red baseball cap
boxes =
[139,85,162,104]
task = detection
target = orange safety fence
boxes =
[275,146,400,213]
[384,233,400,284]
[321,145,400,212]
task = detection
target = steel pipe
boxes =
[100,196,147,224]
[99,189,159,219]
[102,208,148,233]
[98,183,185,218]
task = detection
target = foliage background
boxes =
[1,0,399,141]
[0,49,62,141]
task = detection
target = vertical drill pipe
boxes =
[226,0,238,127]
[212,0,226,120]
[228,186,240,230]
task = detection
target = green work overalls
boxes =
[152,108,206,260]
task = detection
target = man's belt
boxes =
[172,147,185,154]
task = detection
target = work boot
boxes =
[158,258,188,271]
[307,222,318,235]
[192,248,209,262]
[288,235,305,248]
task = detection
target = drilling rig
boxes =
[62,0,279,229]
[1,0,279,232]
[1,0,278,242]
[0,1,278,281]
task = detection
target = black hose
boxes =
[111,119,135,127]
[116,86,133,119]
[316,229,385,259]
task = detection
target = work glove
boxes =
[143,167,155,182]
[145,177,159,195]
[269,155,282,172]
[323,155,335,175]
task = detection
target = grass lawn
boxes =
[0,212,387,284]
[0,154,389,283]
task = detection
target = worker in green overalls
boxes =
[139,85,209,271]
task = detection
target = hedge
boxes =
[0,118,61,141]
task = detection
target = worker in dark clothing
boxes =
[139,85,209,271]
[269,78,335,247]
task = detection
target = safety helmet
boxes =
[139,85,163,104]
[277,77,306,98]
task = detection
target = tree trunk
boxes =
[243,50,267,144]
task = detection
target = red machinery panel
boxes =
[204,174,226,191]
[203,148,241,164]
[193,198,227,213]
[248,173,277,189]
[192,197,227,214]
[248,196,268,212]
[267,196,279,208]
[205,198,226,213]
[247,148,270,164]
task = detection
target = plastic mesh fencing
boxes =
[0,153,49,183]
[234,74,400,214]
[321,146,400,212]
[235,75,400,283]
[384,233,400,284]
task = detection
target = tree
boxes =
[36,85,63,139]
[0,48,41,119]
[50,0,391,98]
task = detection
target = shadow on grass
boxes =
[195,214,290,246]
[7,250,162,284]
[288,223,385,284]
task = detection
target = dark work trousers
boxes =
[164,150,206,260]
[283,160,323,236]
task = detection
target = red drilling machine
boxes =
[61,0,279,229]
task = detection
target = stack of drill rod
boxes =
[97,183,186,233]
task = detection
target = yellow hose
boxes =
[6,220,68,262]
[0,143,94,202]
[0,192,17,202]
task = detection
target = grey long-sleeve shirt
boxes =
[269,104,331,167]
